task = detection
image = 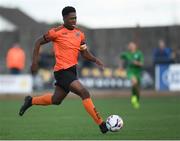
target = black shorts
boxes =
[54,65,77,93]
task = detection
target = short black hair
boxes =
[62,6,76,17]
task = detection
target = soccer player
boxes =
[120,42,144,109]
[19,6,108,133]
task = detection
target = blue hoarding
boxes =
[155,64,180,91]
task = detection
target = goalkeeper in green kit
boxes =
[120,41,144,109]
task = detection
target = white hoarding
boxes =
[0,75,33,94]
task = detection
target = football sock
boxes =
[82,98,103,125]
[32,93,52,105]
[132,85,140,101]
[131,85,140,109]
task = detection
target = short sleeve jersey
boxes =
[44,25,86,71]
[120,50,144,73]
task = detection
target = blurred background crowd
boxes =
[0,0,180,92]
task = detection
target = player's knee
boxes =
[80,88,90,99]
[52,97,62,105]
[131,78,137,86]
[132,82,137,87]
[53,100,62,105]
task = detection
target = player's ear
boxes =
[63,15,67,23]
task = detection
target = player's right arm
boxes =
[119,52,128,69]
[31,28,57,74]
[31,35,51,74]
[120,52,127,60]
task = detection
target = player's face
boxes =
[159,40,165,49]
[64,12,77,29]
[128,42,137,52]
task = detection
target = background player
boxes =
[19,6,108,133]
[120,41,144,109]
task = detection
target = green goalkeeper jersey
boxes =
[120,50,144,76]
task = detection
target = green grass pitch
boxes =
[0,95,180,139]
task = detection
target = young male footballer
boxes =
[120,42,144,109]
[19,6,108,134]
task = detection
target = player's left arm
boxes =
[80,47,104,69]
[80,32,104,69]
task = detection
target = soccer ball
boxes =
[106,115,124,132]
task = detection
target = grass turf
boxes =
[0,96,180,139]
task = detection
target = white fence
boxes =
[0,75,33,94]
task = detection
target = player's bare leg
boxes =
[131,76,140,109]
[69,80,108,133]
[51,86,68,105]
[19,86,67,116]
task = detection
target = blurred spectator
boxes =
[153,39,175,65]
[6,43,25,74]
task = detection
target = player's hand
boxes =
[133,61,142,66]
[133,61,139,65]
[95,58,104,70]
[31,63,38,75]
